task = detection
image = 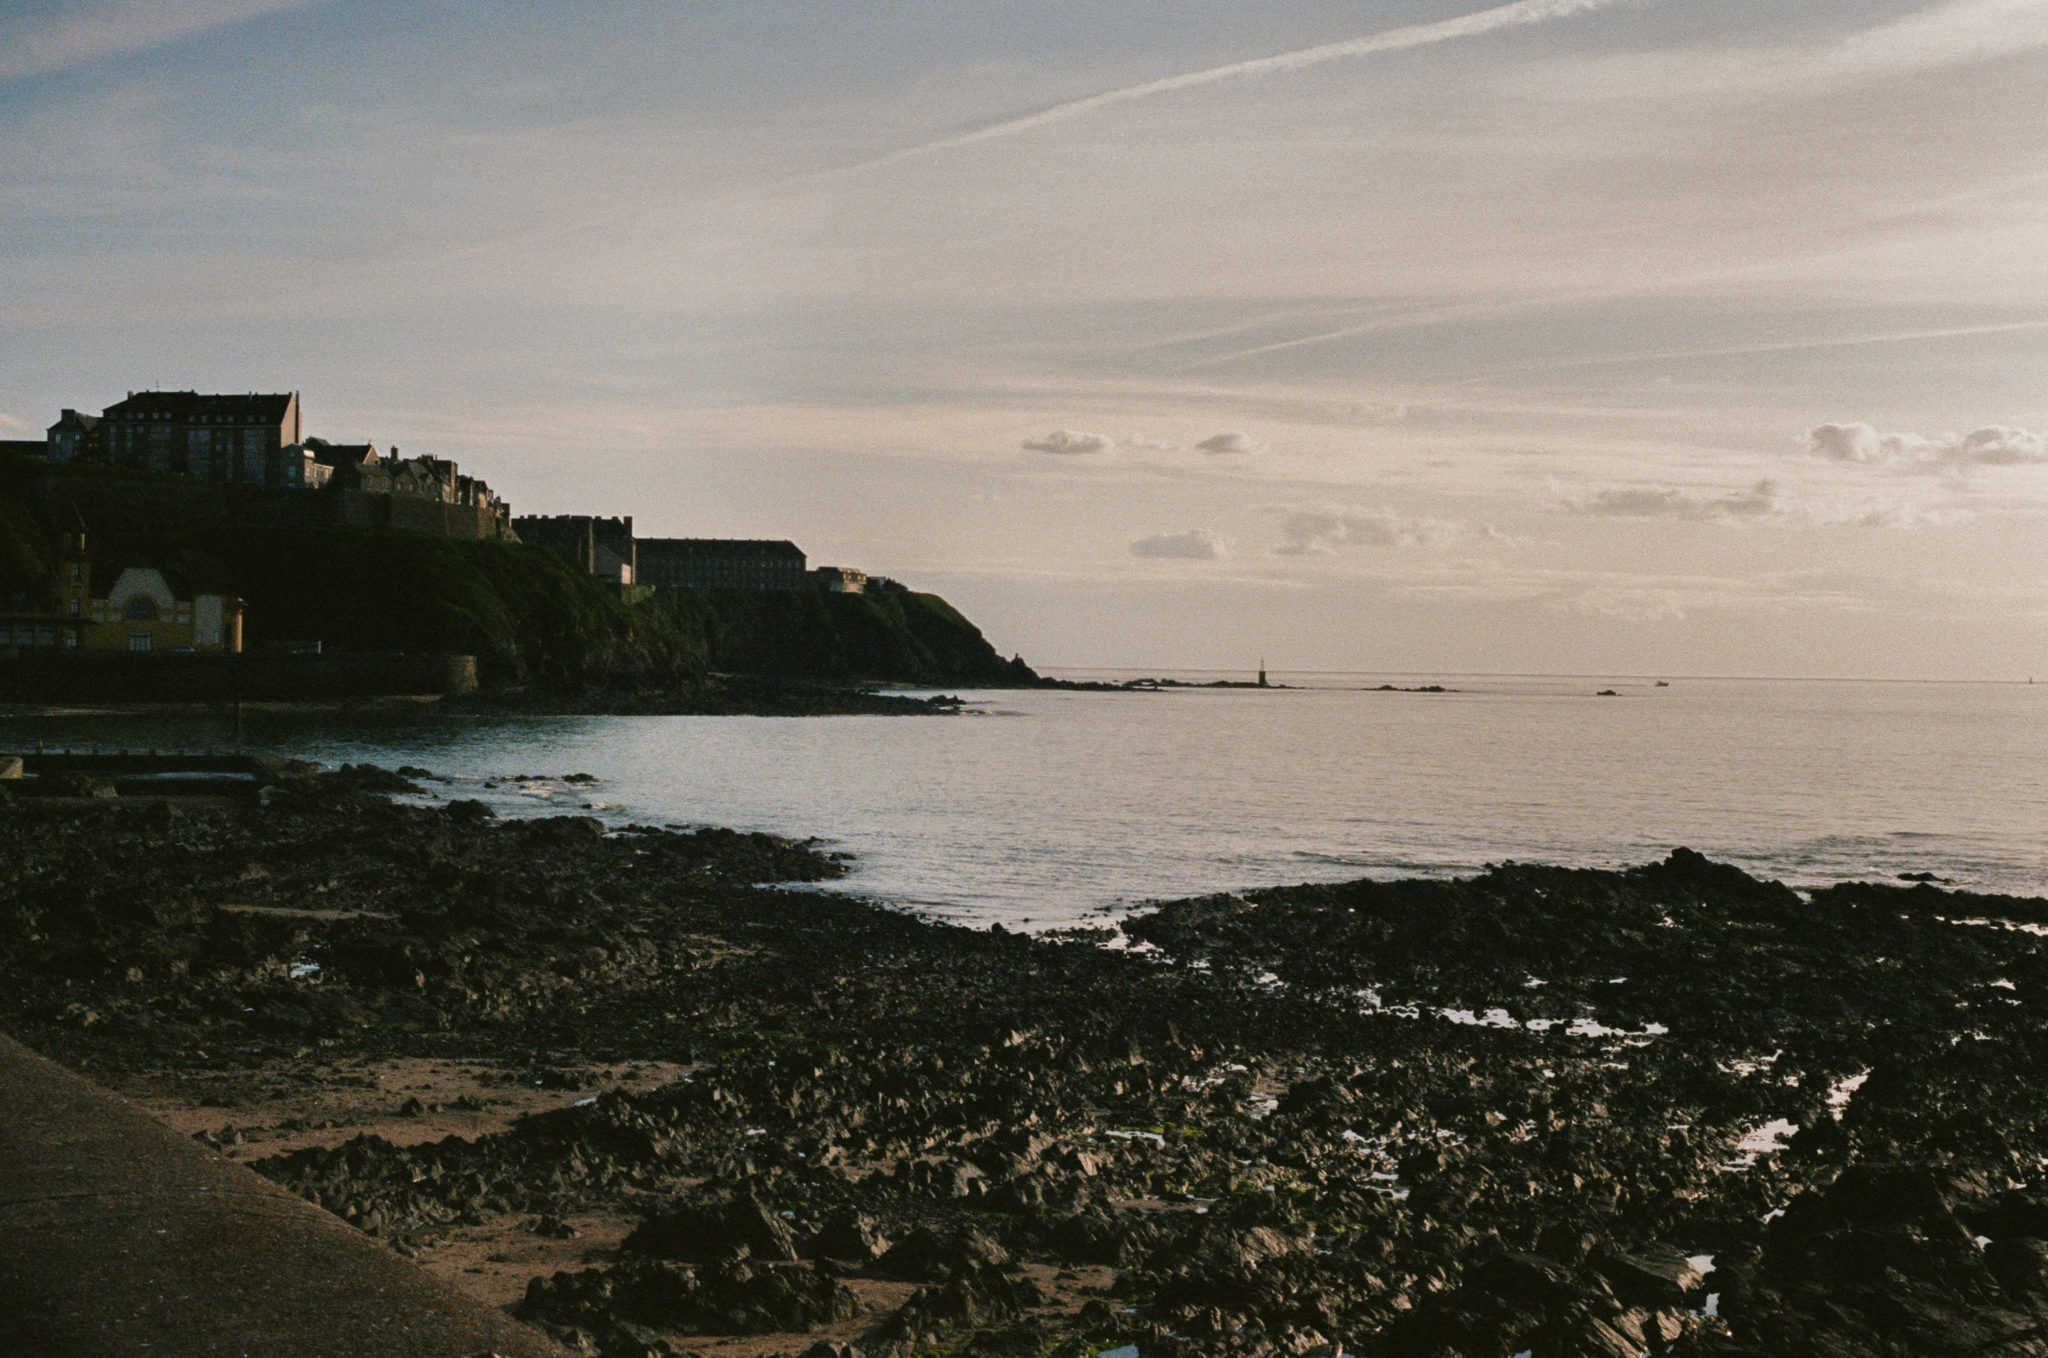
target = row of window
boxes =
[0,627,80,649]
[0,630,159,652]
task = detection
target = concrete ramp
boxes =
[0,1036,568,1358]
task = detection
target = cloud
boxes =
[0,0,323,83]
[1023,429,1114,456]
[1803,423,2048,468]
[803,0,1635,183]
[1195,432,1263,456]
[1568,479,1779,520]
[1563,586,1692,621]
[1131,529,1227,561]
[1274,508,1453,555]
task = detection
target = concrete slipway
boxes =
[0,1035,568,1357]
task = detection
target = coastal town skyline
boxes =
[5,2,2047,679]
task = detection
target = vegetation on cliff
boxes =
[657,584,1035,687]
[0,462,1035,695]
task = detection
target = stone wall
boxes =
[0,651,478,702]
[27,471,508,542]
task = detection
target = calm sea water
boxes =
[6,675,2045,928]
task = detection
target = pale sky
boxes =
[4,0,2048,678]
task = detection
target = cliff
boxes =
[0,467,1035,696]
[658,585,1036,687]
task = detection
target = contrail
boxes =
[797,0,1637,184]
[284,0,1637,294]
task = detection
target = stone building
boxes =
[287,437,381,490]
[512,515,637,585]
[0,533,242,656]
[33,394,511,538]
[636,538,807,591]
[45,410,101,462]
[72,391,302,485]
[809,566,867,594]
[0,531,91,654]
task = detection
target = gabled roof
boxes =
[301,438,379,468]
[101,391,296,425]
[90,552,235,599]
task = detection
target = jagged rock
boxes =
[1984,1237,2048,1297]
[872,1261,1044,1348]
[1594,1243,1703,1308]
[796,1343,856,1358]
[1474,1251,1585,1310]
[804,1207,888,1263]
[523,1257,860,1338]
[624,1196,802,1264]
[872,1226,1012,1283]
[529,1214,580,1239]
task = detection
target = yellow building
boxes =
[0,533,244,656]
[84,564,244,654]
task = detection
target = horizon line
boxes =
[1036,667,2041,685]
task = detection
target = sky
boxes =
[3,0,2047,678]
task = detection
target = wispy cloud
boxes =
[0,1,324,83]
[1195,432,1263,456]
[1131,529,1227,560]
[1521,0,2048,106]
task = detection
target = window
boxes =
[68,599,79,616]
[124,596,159,621]
[128,634,152,652]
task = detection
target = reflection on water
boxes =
[3,677,2043,928]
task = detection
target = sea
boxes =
[6,673,2045,930]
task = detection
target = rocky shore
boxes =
[1,774,2043,1357]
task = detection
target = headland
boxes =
[2,390,1047,715]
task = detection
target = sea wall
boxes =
[23,469,506,541]
[0,651,478,703]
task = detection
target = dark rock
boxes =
[872,1226,1011,1283]
[803,1206,888,1263]
[523,1257,860,1338]
[1594,1243,1703,1308]
[1984,1237,2048,1297]
[44,773,118,799]
[625,1196,802,1264]
[873,1261,1044,1348]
